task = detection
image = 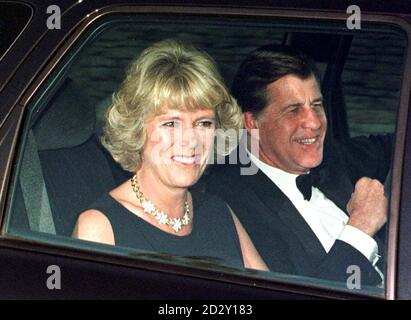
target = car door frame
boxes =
[1,1,411,299]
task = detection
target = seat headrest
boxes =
[34,79,95,150]
[95,95,112,137]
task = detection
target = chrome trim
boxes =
[0,1,34,63]
[0,233,385,300]
[0,104,25,225]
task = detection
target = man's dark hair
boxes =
[231,44,321,117]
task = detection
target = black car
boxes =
[1,0,411,300]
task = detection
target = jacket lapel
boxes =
[240,164,327,259]
[312,141,354,215]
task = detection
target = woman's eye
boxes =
[162,121,176,127]
[196,120,214,128]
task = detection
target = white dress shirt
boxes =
[248,151,381,268]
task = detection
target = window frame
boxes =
[0,1,33,62]
[1,4,410,300]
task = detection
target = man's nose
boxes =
[301,107,322,130]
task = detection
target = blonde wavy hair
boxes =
[101,39,243,172]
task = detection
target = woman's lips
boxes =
[172,155,197,165]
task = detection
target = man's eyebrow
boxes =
[283,102,303,109]
[281,97,323,111]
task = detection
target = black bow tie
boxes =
[296,172,322,201]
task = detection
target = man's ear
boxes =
[243,112,258,134]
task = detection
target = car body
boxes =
[1,0,411,300]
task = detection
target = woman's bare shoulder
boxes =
[73,209,115,245]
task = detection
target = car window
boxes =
[342,33,406,137]
[0,2,32,61]
[3,12,407,299]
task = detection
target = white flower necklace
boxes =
[131,175,190,233]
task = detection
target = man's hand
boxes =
[346,177,388,237]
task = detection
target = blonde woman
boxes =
[73,39,267,271]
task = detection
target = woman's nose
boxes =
[180,127,199,148]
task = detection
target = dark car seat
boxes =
[19,78,130,236]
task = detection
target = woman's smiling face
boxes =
[141,108,216,189]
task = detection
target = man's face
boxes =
[245,74,327,175]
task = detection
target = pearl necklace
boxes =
[130,175,190,233]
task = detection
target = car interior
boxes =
[10,32,346,235]
[3,15,405,298]
[11,78,131,236]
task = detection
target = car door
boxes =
[0,0,410,300]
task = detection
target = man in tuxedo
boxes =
[203,45,392,286]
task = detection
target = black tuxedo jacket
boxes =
[200,134,393,286]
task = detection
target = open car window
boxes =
[2,10,407,299]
